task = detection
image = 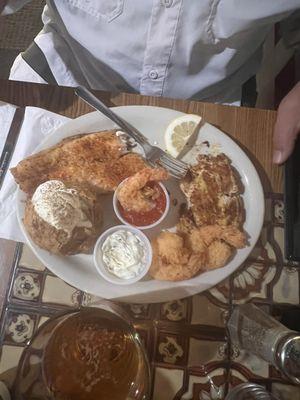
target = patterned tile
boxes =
[269,364,288,381]
[156,333,187,366]
[12,271,42,302]
[191,294,227,327]
[227,367,261,389]
[271,382,300,399]
[273,225,284,253]
[42,275,81,306]
[273,198,284,224]
[188,339,227,367]
[231,262,276,304]
[250,226,276,262]
[4,312,36,345]
[160,299,189,322]
[152,367,184,400]
[208,278,230,307]
[135,327,152,358]
[19,245,45,271]
[124,303,151,320]
[272,226,299,266]
[81,292,101,306]
[273,266,300,304]
[232,348,270,378]
[0,345,24,388]
[264,197,273,223]
[227,368,247,385]
[0,194,300,399]
[181,368,227,400]
[37,316,50,328]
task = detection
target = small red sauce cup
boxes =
[113,180,170,230]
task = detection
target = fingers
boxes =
[273,112,299,164]
[273,83,300,164]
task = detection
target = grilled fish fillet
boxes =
[180,154,244,227]
[11,131,147,194]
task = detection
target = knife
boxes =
[0,107,25,190]
[284,137,300,262]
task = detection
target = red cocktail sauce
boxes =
[118,182,167,227]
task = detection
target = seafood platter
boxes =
[13,106,264,302]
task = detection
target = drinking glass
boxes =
[227,303,300,384]
[225,383,279,400]
[13,302,151,399]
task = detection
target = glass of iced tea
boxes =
[13,302,151,400]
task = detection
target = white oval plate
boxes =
[17,106,264,303]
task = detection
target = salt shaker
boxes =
[225,383,279,400]
[227,303,300,384]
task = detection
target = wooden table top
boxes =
[1,79,296,400]
[0,78,281,194]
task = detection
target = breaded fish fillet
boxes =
[180,154,244,227]
[11,131,147,194]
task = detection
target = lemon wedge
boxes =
[165,114,202,157]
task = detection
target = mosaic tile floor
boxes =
[0,194,300,399]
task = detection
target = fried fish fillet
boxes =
[11,131,147,194]
[180,154,244,227]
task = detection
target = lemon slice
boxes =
[165,114,202,157]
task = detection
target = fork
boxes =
[75,86,188,179]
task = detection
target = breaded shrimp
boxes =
[149,231,206,281]
[207,241,232,269]
[185,229,207,254]
[195,225,246,248]
[117,167,169,212]
[156,231,190,265]
[187,229,233,270]
[149,223,247,281]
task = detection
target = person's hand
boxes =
[273,82,300,164]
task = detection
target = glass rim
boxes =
[279,334,300,385]
[13,303,152,399]
[226,383,279,399]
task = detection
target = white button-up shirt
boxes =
[7,0,300,102]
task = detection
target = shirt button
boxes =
[162,0,173,7]
[149,70,158,80]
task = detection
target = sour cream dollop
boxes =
[31,180,92,236]
[100,229,147,279]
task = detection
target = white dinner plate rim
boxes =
[16,105,265,303]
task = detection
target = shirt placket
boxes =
[139,0,182,96]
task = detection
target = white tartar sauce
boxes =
[101,230,146,279]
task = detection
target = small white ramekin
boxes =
[93,225,152,285]
[113,180,170,230]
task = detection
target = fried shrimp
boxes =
[117,167,169,213]
[207,241,232,269]
[149,231,206,281]
[150,225,247,281]
[187,228,234,270]
[194,225,246,248]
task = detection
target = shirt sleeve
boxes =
[280,10,300,51]
[1,0,32,15]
